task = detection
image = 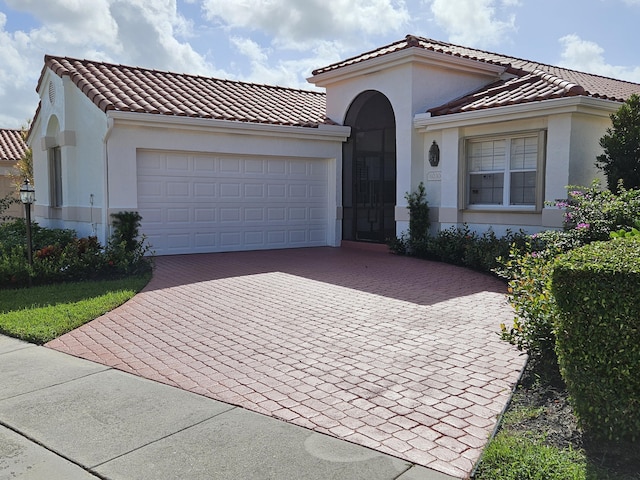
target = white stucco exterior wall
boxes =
[106,114,349,246]
[30,69,109,241]
[415,97,619,235]
[309,49,506,238]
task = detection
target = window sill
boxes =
[464,205,539,213]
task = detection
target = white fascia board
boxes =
[414,96,621,132]
[106,111,351,141]
[308,49,506,87]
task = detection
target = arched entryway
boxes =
[342,91,396,243]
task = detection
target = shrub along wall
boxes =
[552,238,640,441]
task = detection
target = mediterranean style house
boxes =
[27,35,640,255]
[0,128,26,220]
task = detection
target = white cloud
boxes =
[559,34,640,83]
[227,36,343,90]
[427,0,518,47]
[201,0,410,47]
[0,0,223,128]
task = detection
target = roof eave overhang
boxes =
[106,111,351,141]
[414,96,620,132]
[308,48,506,88]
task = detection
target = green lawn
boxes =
[0,274,151,344]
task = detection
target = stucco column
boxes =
[395,115,413,237]
[438,128,461,226]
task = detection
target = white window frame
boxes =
[462,131,546,211]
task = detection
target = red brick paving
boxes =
[46,246,526,479]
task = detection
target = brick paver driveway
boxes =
[47,245,526,479]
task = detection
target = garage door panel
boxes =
[244,184,265,197]
[267,160,286,174]
[137,151,330,255]
[193,182,216,198]
[220,158,241,173]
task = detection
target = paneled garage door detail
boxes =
[137,151,330,255]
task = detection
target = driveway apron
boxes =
[46,246,526,479]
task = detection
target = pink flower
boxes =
[576,223,590,230]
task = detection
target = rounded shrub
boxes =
[551,238,640,441]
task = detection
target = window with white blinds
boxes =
[466,132,544,208]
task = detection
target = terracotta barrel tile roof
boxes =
[41,55,330,127]
[313,34,640,116]
[0,129,27,162]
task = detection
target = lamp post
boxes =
[20,179,35,268]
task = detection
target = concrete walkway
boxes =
[0,335,451,480]
[5,246,527,479]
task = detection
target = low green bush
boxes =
[552,238,640,442]
[551,182,640,243]
[0,218,75,253]
[405,225,529,273]
[405,181,430,243]
[0,213,153,289]
[498,245,558,371]
[498,183,640,370]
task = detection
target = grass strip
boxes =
[0,274,150,344]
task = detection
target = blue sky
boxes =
[1,0,639,129]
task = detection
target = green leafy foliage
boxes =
[0,213,152,288]
[610,220,640,239]
[390,183,530,274]
[596,94,640,192]
[0,193,19,222]
[497,244,558,370]
[110,211,143,253]
[498,183,640,369]
[552,182,640,241]
[410,225,529,273]
[552,238,640,442]
[108,211,153,275]
[405,181,430,243]
[0,218,75,251]
[475,431,591,480]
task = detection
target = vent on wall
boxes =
[48,81,55,105]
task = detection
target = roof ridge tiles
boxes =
[40,54,329,127]
[44,54,326,96]
[312,34,640,91]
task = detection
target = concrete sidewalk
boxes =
[0,335,455,480]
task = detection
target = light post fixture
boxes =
[20,179,35,268]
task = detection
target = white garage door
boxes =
[137,151,330,255]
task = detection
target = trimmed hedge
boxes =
[551,238,640,441]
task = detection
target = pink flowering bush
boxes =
[498,181,640,369]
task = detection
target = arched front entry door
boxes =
[342,91,396,243]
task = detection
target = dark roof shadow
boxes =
[141,246,507,307]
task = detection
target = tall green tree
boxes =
[596,94,640,193]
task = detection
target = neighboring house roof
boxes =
[0,129,26,162]
[38,55,331,128]
[313,35,640,116]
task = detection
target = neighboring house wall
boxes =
[0,162,22,219]
[0,128,27,220]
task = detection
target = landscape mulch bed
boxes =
[496,357,640,479]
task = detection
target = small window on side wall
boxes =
[465,131,545,210]
[49,146,62,207]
